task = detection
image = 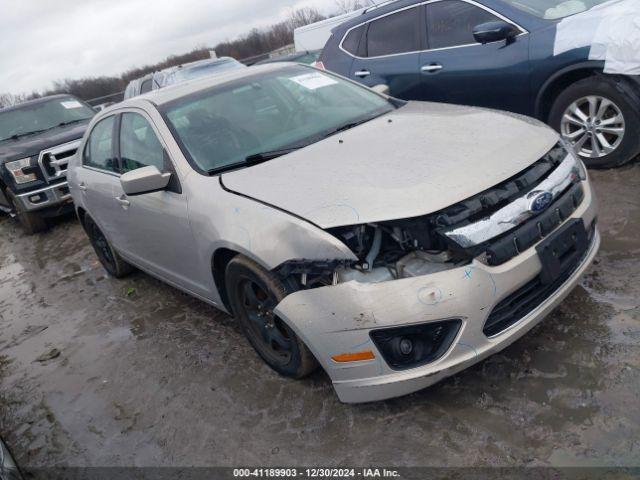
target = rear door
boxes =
[349,5,427,100]
[75,115,122,241]
[419,0,531,114]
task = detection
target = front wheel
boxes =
[225,255,318,379]
[549,76,640,168]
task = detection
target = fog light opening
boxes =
[398,337,414,356]
[370,320,462,371]
[28,193,46,204]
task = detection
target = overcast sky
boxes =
[0,0,342,95]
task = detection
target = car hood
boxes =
[221,102,559,229]
[0,120,89,163]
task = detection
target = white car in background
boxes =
[123,57,246,99]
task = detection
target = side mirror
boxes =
[372,84,390,96]
[120,166,171,196]
[473,21,519,45]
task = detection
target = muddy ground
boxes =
[0,164,639,469]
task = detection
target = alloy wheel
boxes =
[561,95,625,159]
[237,278,293,366]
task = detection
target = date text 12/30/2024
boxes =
[233,468,401,478]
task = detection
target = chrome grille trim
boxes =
[442,153,582,249]
[37,139,81,182]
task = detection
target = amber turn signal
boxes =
[331,350,375,363]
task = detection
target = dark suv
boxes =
[319,0,640,168]
[0,95,95,233]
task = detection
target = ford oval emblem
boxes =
[528,191,554,214]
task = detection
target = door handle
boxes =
[354,70,371,78]
[421,64,443,73]
[115,195,130,208]
[78,182,87,192]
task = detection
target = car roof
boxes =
[128,63,301,107]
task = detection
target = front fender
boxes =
[186,175,357,273]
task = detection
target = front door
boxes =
[109,111,207,297]
[419,0,531,114]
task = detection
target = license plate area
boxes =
[536,219,588,285]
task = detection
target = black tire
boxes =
[83,215,134,278]
[6,190,48,235]
[225,255,318,379]
[549,75,640,169]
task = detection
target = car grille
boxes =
[436,143,583,266]
[38,140,81,182]
[483,221,596,337]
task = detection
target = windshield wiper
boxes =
[0,119,88,142]
[55,118,86,128]
[207,147,303,175]
[321,115,382,139]
[244,147,302,163]
[0,128,50,141]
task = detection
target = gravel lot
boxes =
[0,163,639,469]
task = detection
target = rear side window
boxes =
[366,8,420,57]
[83,116,117,172]
[342,25,365,55]
[426,0,501,50]
[119,113,165,173]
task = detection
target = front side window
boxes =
[84,116,117,172]
[0,97,95,142]
[426,1,501,50]
[119,113,165,173]
[366,8,421,57]
[162,66,394,174]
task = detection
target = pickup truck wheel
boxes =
[549,76,640,168]
[225,255,318,379]
[6,190,48,235]
[84,216,134,278]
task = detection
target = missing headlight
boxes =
[327,218,470,283]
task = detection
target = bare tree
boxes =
[288,7,325,29]
[334,0,366,14]
[0,93,27,108]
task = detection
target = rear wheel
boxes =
[225,255,318,379]
[6,190,48,235]
[83,215,134,278]
[549,76,640,168]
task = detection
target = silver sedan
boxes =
[68,64,599,403]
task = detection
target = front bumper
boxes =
[12,181,72,213]
[274,179,599,403]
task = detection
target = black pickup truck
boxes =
[0,95,95,234]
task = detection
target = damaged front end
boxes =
[268,142,598,403]
[276,142,584,290]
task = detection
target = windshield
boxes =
[0,97,94,141]
[166,59,247,86]
[162,66,394,174]
[502,0,614,19]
